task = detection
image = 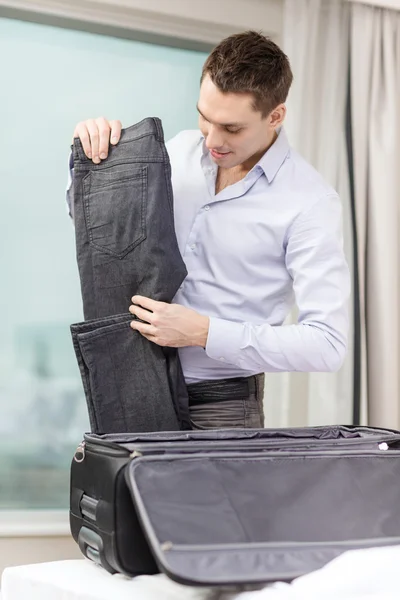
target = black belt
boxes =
[187,375,257,406]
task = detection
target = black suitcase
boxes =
[70,425,400,586]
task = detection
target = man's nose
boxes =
[205,126,224,150]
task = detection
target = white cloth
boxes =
[1,559,210,600]
[2,546,400,600]
[235,544,400,600]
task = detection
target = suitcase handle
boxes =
[86,546,101,565]
[78,526,103,561]
[80,494,98,521]
[77,526,117,575]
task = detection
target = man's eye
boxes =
[226,129,241,134]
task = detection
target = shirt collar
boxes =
[199,126,290,184]
[257,127,290,183]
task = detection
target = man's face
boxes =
[197,75,279,169]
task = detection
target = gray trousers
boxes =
[70,118,191,433]
[188,374,265,429]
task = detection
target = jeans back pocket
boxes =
[83,166,147,259]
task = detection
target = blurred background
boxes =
[0,0,398,574]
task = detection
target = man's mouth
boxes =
[210,149,231,159]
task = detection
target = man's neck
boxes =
[214,130,277,195]
[236,130,278,174]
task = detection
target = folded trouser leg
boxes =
[70,314,134,432]
[71,330,97,431]
[73,318,180,433]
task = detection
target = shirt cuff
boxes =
[205,317,244,366]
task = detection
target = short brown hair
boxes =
[201,31,293,118]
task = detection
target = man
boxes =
[67,31,350,430]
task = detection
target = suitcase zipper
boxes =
[130,450,143,458]
[74,437,394,463]
[74,442,86,463]
[128,448,400,466]
[126,438,397,457]
[160,541,173,551]
[74,440,132,462]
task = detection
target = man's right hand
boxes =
[72,117,122,164]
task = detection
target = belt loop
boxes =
[72,138,87,163]
[248,376,256,395]
[152,117,164,143]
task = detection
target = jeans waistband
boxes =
[187,375,260,406]
[72,117,164,165]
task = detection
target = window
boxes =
[0,16,207,509]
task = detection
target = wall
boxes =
[0,0,283,49]
[0,537,81,575]
[349,0,400,9]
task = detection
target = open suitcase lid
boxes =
[125,447,400,587]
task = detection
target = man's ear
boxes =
[268,104,286,129]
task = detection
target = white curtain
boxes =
[265,0,354,427]
[350,3,400,428]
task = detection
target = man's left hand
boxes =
[129,295,210,348]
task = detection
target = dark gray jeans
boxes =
[188,374,265,430]
[70,118,190,433]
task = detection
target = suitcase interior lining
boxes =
[128,453,400,545]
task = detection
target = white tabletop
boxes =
[2,545,400,600]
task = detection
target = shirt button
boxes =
[190,244,196,250]
[204,205,210,211]
[219,357,225,362]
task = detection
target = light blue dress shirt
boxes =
[67,127,350,384]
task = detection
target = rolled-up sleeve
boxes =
[205,195,351,373]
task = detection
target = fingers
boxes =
[86,119,101,163]
[97,117,112,160]
[129,304,153,323]
[72,117,122,163]
[130,320,157,337]
[109,120,122,145]
[131,295,161,312]
[73,121,92,159]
